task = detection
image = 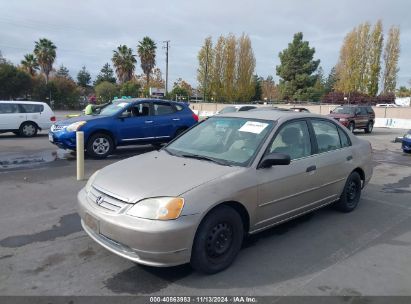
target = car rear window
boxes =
[19,104,44,113]
[154,103,176,115]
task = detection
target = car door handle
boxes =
[145,120,153,124]
[172,118,180,121]
[306,165,316,173]
[346,155,353,161]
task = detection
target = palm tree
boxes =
[33,38,57,84]
[112,45,136,84]
[21,54,39,76]
[137,37,157,87]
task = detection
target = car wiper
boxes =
[180,153,231,166]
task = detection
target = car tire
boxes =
[364,121,373,133]
[334,171,362,213]
[348,122,355,133]
[19,122,38,137]
[86,133,114,159]
[190,205,244,274]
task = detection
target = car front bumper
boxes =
[402,138,411,152]
[49,130,77,150]
[77,188,201,267]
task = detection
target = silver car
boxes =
[78,111,373,273]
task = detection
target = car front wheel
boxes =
[86,133,114,158]
[364,121,374,133]
[191,205,244,274]
[334,171,362,212]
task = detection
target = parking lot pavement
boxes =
[0,128,410,296]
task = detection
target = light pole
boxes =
[163,41,170,96]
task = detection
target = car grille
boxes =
[51,125,65,132]
[88,186,129,212]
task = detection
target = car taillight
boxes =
[50,116,56,122]
[192,113,199,122]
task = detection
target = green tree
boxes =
[197,36,213,101]
[261,76,277,101]
[77,66,91,87]
[48,77,80,109]
[0,62,32,99]
[210,36,225,102]
[94,63,116,85]
[251,75,263,101]
[137,37,157,88]
[383,26,400,94]
[276,32,320,101]
[112,45,136,84]
[223,34,236,102]
[95,81,118,102]
[21,54,39,76]
[236,33,256,102]
[33,38,57,84]
[170,78,192,100]
[368,20,383,96]
[324,66,337,94]
[56,65,71,79]
[120,81,141,97]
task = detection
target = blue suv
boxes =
[49,98,199,158]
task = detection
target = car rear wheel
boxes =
[191,205,244,274]
[334,171,362,213]
[348,122,355,133]
[364,121,373,133]
[86,133,114,159]
[19,122,38,137]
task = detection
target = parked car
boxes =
[328,105,375,133]
[402,130,411,153]
[218,105,257,114]
[78,110,373,273]
[250,107,291,112]
[290,107,310,113]
[0,101,55,137]
[49,99,198,158]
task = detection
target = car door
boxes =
[115,102,153,143]
[255,119,323,230]
[152,101,179,139]
[20,103,44,127]
[0,103,25,130]
[309,118,353,201]
[355,107,368,128]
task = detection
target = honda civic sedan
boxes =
[78,111,373,273]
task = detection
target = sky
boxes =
[1,0,410,89]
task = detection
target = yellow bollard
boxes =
[76,131,85,180]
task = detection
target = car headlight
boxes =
[85,170,100,193]
[404,133,411,139]
[340,118,347,122]
[66,121,87,132]
[126,197,185,220]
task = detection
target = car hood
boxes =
[327,113,352,119]
[93,150,242,203]
[57,115,108,126]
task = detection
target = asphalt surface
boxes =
[0,124,410,296]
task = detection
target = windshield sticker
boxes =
[117,102,128,107]
[239,121,268,134]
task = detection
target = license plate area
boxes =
[84,213,99,233]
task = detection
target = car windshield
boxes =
[165,117,274,167]
[332,106,355,114]
[98,101,130,115]
[219,106,238,114]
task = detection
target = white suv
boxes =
[0,101,56,137]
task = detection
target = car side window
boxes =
[269,120,312,160]
[175,104,184,111]
[312,120,342,153]
[0,103,19,114]
[20,104,44,113]
[154,102,176,115]
[338,127,351,148]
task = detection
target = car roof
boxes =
[216,109,324,122]
[112,98,181,104]
[0,100,47,105]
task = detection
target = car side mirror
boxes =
[259,153,291,169]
